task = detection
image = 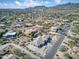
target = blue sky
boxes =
[0,0,79,9]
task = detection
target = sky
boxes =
[0,0,79,9]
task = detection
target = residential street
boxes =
[43,24,70,59]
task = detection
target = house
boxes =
[33,35,52,48]
[34,36,44,47]
[50,26,58,32]
[3,31,16,39]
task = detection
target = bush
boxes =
[64,53,73,59]
[0,30,8,38]
[59,46,68,52]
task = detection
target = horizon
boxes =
[0,0,79,9]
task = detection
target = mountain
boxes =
[0,3,79,13]
[52,3,79,10]
[0,9,27,13]
[0,6,47,13]
[25,6,48,13]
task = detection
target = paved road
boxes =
[0,43,41,59]
[43,24,70,59]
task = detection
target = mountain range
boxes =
[0,3,79,13]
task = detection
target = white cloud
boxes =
[54,0,62,4]
[24,0,42,7]
[0,3,2,6]
[0,0,50,9]
[4,3,8,6]
[0,0,25,9]
[15,1,21,6]
[45,1,49,4]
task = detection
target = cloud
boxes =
[0,0,25,9]
[0,0,60,9]
[0,0,50,9]
[45,1,49,4]
[28,0,33,6]
[24,0,32,7]
[3,3,8,6]
[24,0,43,7]
[54,0,62,4]
[15,1,21,6]
[29,0,41,6]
